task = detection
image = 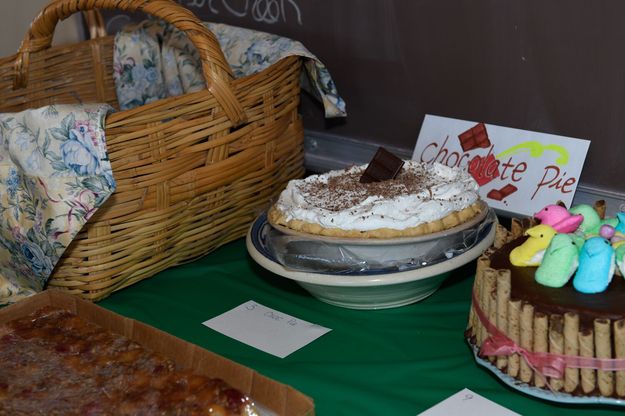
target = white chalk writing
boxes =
[182,0,303,25]
[104,14,133,34]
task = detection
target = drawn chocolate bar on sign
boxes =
[458,123,491,152]
[360,147,405,183]
[487,183,518,201]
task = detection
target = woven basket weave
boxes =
[0,0,305,301]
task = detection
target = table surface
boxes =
[98,238,625,416]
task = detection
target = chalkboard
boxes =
[99,0,625,198]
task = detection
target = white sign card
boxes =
[418,388,521,416]
[412,115,590,216]
[202,300,332,358]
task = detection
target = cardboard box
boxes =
[0,290,315,416]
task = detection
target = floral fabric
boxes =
[114,19,346,118]
[0,104,115,305]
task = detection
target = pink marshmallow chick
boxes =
[534,204,584,233]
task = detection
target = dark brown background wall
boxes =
[103,0,625,195]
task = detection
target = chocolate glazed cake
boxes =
[466,219,625,399]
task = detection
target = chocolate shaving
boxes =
[300,164,438,212]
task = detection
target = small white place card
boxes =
[418,388,520,416]
[202,300,331,358]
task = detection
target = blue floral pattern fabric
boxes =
[114,19,346,118]
[0,104,115,305]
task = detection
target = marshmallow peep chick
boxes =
[615,212,625,235]
[569,204,602,236]
[614,241,625,277]
[535,233,583,288]
[572,236,615,294]
[570,204,618,236]
[510,224,557,267]
[534,204,583,233]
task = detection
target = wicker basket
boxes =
[0,0,305,301]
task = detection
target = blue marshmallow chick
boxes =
[510,224,557,267]
[616,212,625,235]
[572,237,615,294]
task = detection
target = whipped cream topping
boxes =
[274,161,480,231]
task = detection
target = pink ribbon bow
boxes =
[480,333,566,378]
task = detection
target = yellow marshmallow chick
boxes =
[510,224,558,267]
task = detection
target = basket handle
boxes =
[13,0,246,125]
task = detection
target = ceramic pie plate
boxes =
[246,213,496,309]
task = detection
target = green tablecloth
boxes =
[99,238,624,416]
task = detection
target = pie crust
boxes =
[268,201,484,239]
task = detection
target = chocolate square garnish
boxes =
[359,147,405,183]
[458,122,491,152]
[487,183,518,201]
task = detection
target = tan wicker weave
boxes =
[0,0,305,301]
